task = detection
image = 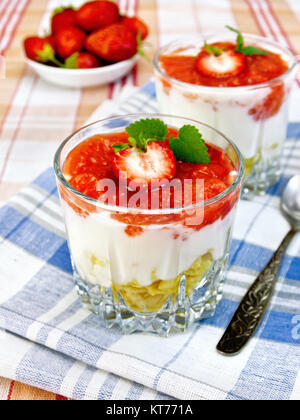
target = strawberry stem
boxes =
[204,42,223,57]
[37,43,64,68]
[137,33,151,62]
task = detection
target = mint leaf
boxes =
[169,125,210,164]
[204,42,223,57]
[239,46,268,56]
[113,143,131,153]
[226,25,268,56]
[126,118,168,151]
[226,26,244,50]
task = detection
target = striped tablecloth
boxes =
[0,0,299,401]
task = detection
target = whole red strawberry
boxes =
[55,27,86,59]
[51,8,77,34]
[85,23,137,62]
[76,1,120,32]
[122,16,149,40]
[65,52,102,69]
[24,36,56,62]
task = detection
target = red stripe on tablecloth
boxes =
[0,0,20,54]
[0,75,39,184]
[246,0,300,86]
[132,63,138,86]
[263,0,297,54]
[134,0,139,16]
[245,0,266,35]
[259,0,280,40]
[7,381,15,400]
[0,0,31,56]
[108,0,136,99]
[131,0,138,87]
[119,0,131,90]
[0,0,18,30]
[56,394,68,400]
[107,0,123,100]
[0,0,11,22]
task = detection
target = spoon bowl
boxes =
[217,174,300,355]
[281,175,300,229]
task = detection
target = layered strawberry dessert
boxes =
[55,116,243,332]
[155,27,297,196]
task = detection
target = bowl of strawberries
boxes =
[23,1,149,88]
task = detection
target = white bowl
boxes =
[25,55,138,88]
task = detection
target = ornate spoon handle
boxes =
[217,229,296,356]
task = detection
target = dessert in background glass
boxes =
[154,30,298,199]
[54,114,244,335]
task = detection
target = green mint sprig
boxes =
[126,118,168,152]
[113,118,210,164]
[169,125,210,164]
[226,26,268,56]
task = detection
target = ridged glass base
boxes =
[73,254,229,337]
[242,154,281,200]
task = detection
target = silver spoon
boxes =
[217,175,300,356]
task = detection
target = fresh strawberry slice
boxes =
[51,8,77,34]
[65,52,102,68]
[112,142,176,188]
[76,1,120,32]
[24,36,56,62]
[85,23,137,62]
[122,16,149,40]
[195,49,246,79]
[55,27,86,59]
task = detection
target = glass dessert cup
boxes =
[54,114,244,336]
[154,34,298,200]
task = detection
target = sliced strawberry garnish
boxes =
[112,142,176,188]
[195,49,246,79]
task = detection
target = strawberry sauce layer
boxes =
[62,129,240,233]
[159,43,289,87]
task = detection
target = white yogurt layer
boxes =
[62,201,237,288]
[155,77,290,160]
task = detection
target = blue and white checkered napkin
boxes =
[0,80,300,400]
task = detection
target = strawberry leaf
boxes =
[169,125,210,164]
[64,52,79,69]
[37,43,56,62]
[36,43,64,67]
[137,32,151,62]
[52,5,75,17]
